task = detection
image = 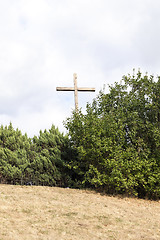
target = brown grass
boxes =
[0,184,160,240]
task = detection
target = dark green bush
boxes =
[65,70,160,199]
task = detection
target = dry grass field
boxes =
[0,184,160,240]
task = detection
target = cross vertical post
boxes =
[73,73,78,112]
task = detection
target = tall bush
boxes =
[0,123,74,187]
[65,70,160,199]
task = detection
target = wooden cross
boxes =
[56,73,95,112]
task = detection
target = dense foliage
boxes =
[65,71,160,199]
[0,124,74,187]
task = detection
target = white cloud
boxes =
[0,0,160,136]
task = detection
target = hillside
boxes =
[0,184,160,240]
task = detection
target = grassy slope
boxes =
[0,184,160,240]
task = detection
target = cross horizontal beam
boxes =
[56,87,95,92]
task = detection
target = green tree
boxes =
[30,125,75,187]
[0,123,74,187]
[65,70,160,199]
[0,123,30,184]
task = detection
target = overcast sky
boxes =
[0,0,160,137]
